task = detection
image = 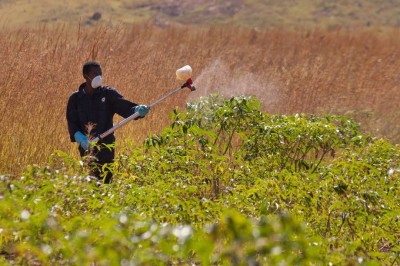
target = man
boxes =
[66,61,149,183]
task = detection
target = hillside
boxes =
[1,0,400,29]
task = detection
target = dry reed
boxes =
[1,23,399,175]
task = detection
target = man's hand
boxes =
[74,131,89,150]
[134,105,150,117]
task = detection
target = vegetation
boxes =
[1,2,399,263]
[1,24,400,175]
[1,95,399,265]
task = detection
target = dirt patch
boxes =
[124,0,245,19]
[203,0,245,17]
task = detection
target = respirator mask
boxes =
[90,75,102,89]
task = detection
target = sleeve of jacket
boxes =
[66,93,80,142]
[108,88,138,118]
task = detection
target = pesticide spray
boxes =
[190,59,282,113]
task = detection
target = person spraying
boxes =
[66,61,149,183]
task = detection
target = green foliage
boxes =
[1,95,399,265]
[243,113,366,172]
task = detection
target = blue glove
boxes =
[74,131,89,150]
[134,105,150,117]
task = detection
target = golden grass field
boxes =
[1,23,400,175]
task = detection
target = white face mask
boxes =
[91,75,102,88]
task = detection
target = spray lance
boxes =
[89,65,196,144]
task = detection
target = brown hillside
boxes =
[1,0,400,29]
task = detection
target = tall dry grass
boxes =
[1,23,399,175]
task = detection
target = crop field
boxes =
[0,21,400,265]
[1,95,400,265]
